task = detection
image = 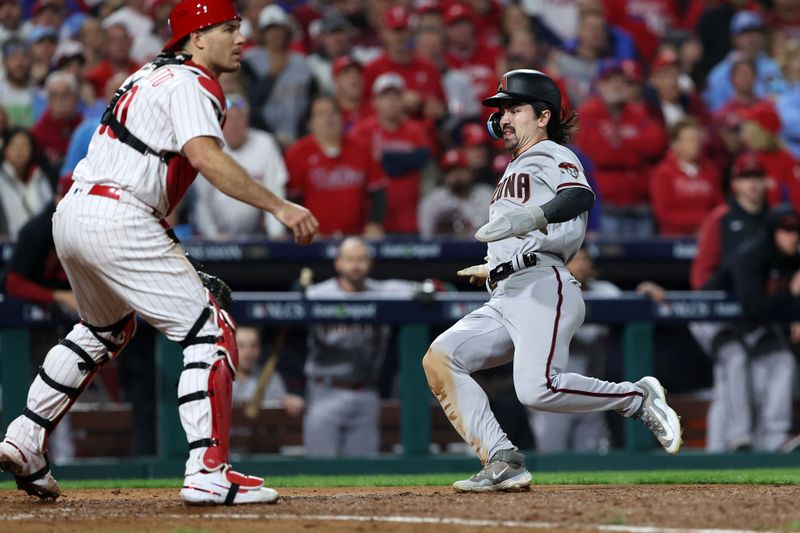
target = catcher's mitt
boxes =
[197,271,233,313]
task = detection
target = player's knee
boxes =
[422,345,451,391]
[515,382,551,410]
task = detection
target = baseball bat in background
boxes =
[244,267,314,419]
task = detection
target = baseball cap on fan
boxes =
[739,101,781,134]
[460,122,485,147]
[384,6,410,29]
[730,10,764,34]
[372,72,405,95]
[441,149,467,172]
[732,151,766,179]
[444,3,475,25]
[332,56,361,78]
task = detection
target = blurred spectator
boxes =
[689,152,770,452]
[361,6,446,122]
[764,0,800,40]
[306,14,355,94]
[352,73,432,234]
[459,122,492,183]
[3,173,73,311]
[417,148,492,238]
[527,247,616,452]
[27,0,65,32]
[31,71,82,179]
[0,0,23,44]
[704,11,784,112]
[738,101,800,210]
[601,0,668,62]
[231,326,288,407]
[575,59,667,237]
[60,72,129,178]
[77,16,104,70]
[519,0,579,45]
[302,237,420,457]
[650,118,723,236]
[100,0,162,63]
[0,127,53,239]
[778,75,800,159]
[691,152,769,291]
[644,49,711,131]
[444,2,502,104]
[706,205,800,451]
[85,23,139,99]
[244,5,315,147]
[330,56,368,133]
[713,56,759,125]
[285,95,387,237]
[0,37,36,128]
[27,25,58,87]
[695,0,748,76]
[464,0,504,46]
[414,25,480,133]
[193,93,288,239]
[550,8,635,108]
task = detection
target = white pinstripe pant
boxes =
[4,188,223,475]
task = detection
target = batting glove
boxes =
[475,205,548,243]
[457,263,489,286]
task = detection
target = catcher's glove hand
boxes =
[198,271,233,313]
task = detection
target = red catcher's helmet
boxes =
[163,0,241,52]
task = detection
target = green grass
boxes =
[2,468,800,490]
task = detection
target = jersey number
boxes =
[98,85,140,139]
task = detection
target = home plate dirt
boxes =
[1,485,798,532]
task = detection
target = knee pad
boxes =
[180,290,238,375]
[83,311,137,359]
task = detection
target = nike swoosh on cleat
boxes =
[492,466,510,480]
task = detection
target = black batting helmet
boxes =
[482,69,561,117]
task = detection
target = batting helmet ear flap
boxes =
[486,112,502,140]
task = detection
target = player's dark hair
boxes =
[531,102,578,145]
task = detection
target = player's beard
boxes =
[502,128,518,151]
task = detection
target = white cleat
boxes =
[181,464,279,505]
[634,376,683,455]
[0,439,60,499]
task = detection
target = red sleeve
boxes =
[4,271,56,306]
[284,142,307,199]
[649,161,673,231]
[690,205,726,290]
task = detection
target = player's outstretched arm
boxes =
[475,187,594,243]
[184,136,319,244]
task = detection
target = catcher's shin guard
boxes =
[178,292,238,473]
[3,313,136,457]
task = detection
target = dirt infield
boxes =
[1,485,799,532]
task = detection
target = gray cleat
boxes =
[453,448,532,493]
[634,376,682,455]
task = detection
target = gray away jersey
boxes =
[486,140,594,270]
[304,278,419,385]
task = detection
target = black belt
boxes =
[488,251,538,290]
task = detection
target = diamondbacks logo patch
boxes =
[558,162,579,178]
[498,75,507,92]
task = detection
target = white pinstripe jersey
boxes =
[487,140,594,269]
[72,60,226,217]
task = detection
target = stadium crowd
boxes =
[0,0,798,241]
